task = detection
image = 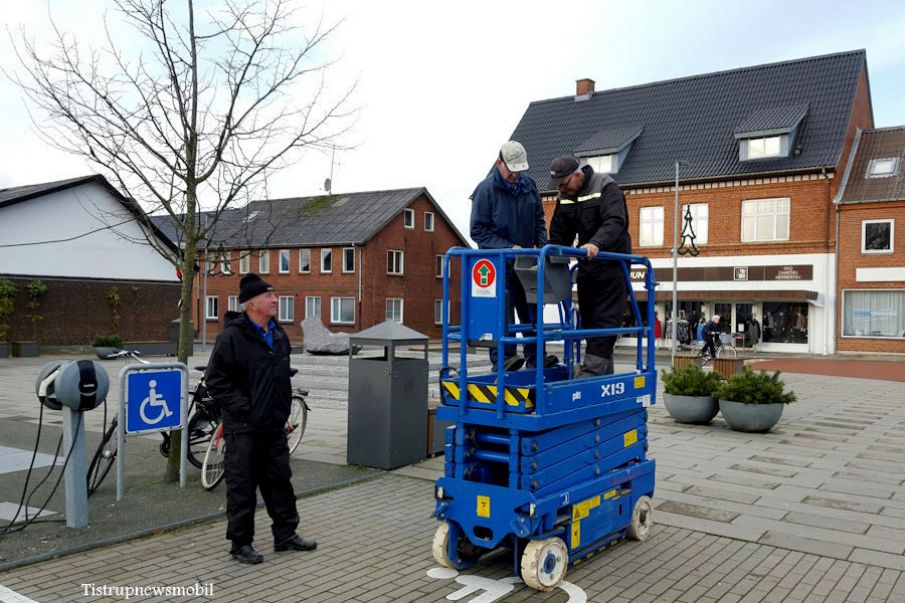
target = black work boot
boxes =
[231,544,264,564]
[274,534,318,552]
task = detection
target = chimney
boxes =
[575,78,595,100]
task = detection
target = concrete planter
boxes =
[663,393,719,424]
[0,342,8,358]
[719,399,784,433]
[11,341,39,357]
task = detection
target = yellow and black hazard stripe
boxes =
[441,381,534,408]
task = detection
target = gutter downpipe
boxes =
[823,167,832,356]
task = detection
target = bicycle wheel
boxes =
[186,409,218,469]
[694,353,711,367]
[285,395,308,456]
[201,423,227,490]
[87,417,118,497]
[717,345,737,359]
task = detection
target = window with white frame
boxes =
[436,255,444,278]
[867,158,899,178]
[331,297,355,324]
[320,248,332,273]
[342,248,355,273]
[586,154,615,174]
[843,290,905,338]
[862,219,894,254]
[228,295,239,312]
[279,249,290,273]
[278,296,294,322]
[681,203,709,245]
[258,250,270,273]
[424,212,435,232]
[386,298,403,323]
[746,136,782,159]
[220,251,233,274]
[638,206,664,247]
[434,299,446,325]
[205,296,219,320]
[741,198,790,242]
[239,251,250,274]
[305,296,321,318]
[299,249,311,273]
[387,250,404,275]
[403,208,415,228]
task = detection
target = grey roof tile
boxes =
[575,125,643,155]
[509,50,867,191]
[838,126,905,204]
[734,103,810,137]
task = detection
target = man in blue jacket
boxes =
[470,140,553,372]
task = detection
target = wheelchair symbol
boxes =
[425,567,587,602]
[139,379,174,425]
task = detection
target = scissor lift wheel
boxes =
[432,523,482,569]
[520,537,568,591]
[627,495,653,541]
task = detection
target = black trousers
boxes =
[224,430,299,549]
[577,267,627,359]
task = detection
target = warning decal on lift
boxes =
[471,260,496,298]
[476,495,491,518]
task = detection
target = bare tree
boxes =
[10,0,354,481]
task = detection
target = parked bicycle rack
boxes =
[432,245,658,591]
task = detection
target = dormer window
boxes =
[746,136,782,159]
[867,158,899,178]
[735,103,808,162]
[586,154,616,174]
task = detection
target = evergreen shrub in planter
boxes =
[661,364,724,424]
[715,369,796,433]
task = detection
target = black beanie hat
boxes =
[239,273,274,303]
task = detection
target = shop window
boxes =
[843,290,905,338]
[761,302,808,344]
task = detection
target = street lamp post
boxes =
[670,161,688,367]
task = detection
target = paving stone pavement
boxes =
[1,475,904,603]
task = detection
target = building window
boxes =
[586,154,615,174]
[434,299,445,325]
[299,249,311,273]
[681,203,709,245]
[862,220,894,254]
[279,249,290,274]
[761,302,808,344]
[403,208,415,229]
[227,295,239,312]
[305,296,321,318]
[239,251,250,274]
[424,212,435,232]
[741,198,790,242]
[258,250,270,274]
[746,136,782,159]
[278,296,294,323]
[386,298,403,323]
[843,290,905,338]
[436,255,444,279]
[867,157,899,178]
[220,251,233,275]
[387,250,404,275]
[205,296,218,320]
[639,206,664,247]
[321,248,332,273]
[331,297,355,324]
[342,248,355,273]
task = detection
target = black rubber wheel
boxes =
[87,418,118,497]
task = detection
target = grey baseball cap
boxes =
[499,140,529,173]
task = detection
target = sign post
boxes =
[117,363,188,501]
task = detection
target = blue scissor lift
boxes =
[432,245,658,591]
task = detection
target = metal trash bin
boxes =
[347,321,429,469]
[170,318,193,356]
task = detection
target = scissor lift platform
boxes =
[432,246,659,591]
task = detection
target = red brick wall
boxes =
[836,201,905,353]
[834,67,876,199]
[195,193,464,342]
[0,276,179,345]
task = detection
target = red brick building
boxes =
[156,188,468,342]
[508,50,876,354]
[834,126,905,353]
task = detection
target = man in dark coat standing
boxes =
[548,156,631,376]
[206,273,316,564]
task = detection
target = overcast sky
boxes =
[2,0,904,241]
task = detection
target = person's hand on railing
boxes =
[580,243,599,258]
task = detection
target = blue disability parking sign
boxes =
[125,369,184,434]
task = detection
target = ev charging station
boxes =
[36,360,110,528]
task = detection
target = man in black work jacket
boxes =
[548,156,631,376]
[206,273,316,564]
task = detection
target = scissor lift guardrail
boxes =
[431,245,657,591]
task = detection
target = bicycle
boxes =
[694,332,737,367]
[201,369,309,491]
